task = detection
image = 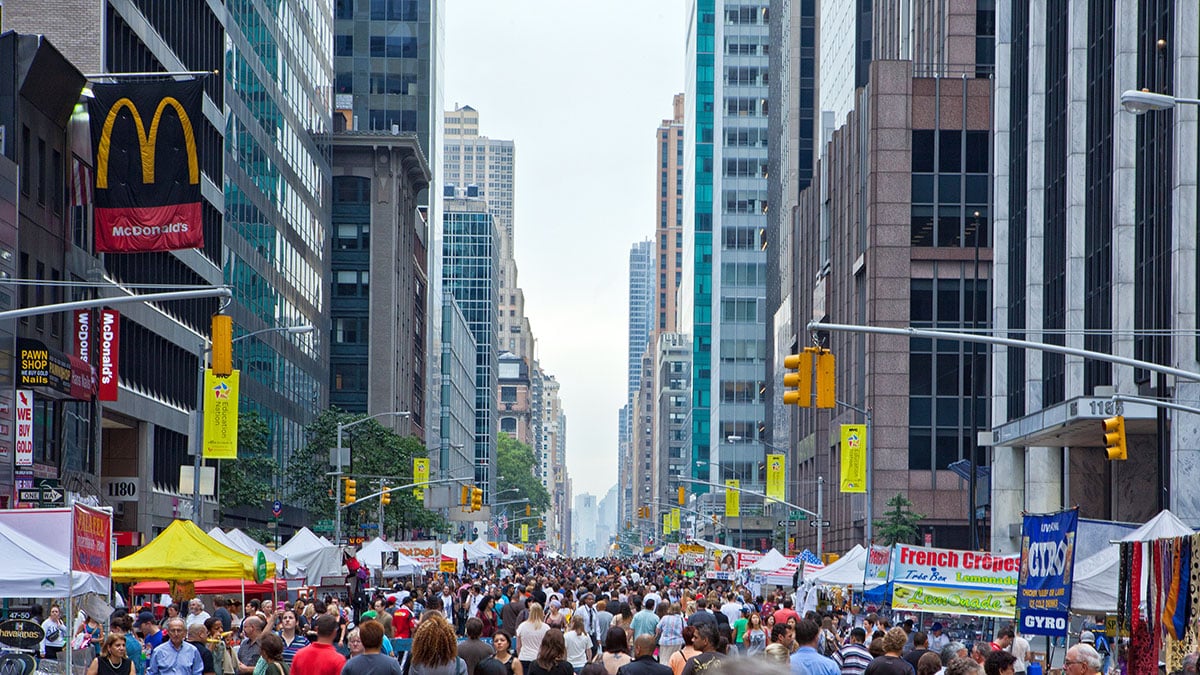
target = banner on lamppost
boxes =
[725,479,740,518]
[89,79,205,252]
[840,424,867,493]
[671,507,681,531]
[766,453,785,502]
[520,523,529,543]
[1017,509,1078,637]
[663,512,671,535]
[202,369,239,459]
[412,458,429,499]
[73,310,91,363]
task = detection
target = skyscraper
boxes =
[684,0,772,524]
[444,106,516,251]
[656,96,686,335]
[442,196,499,499]
[628,241,655,398]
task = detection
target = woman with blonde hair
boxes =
[516,603,550,674]
[655,603,685,663]
[563,616,592,673]
[410,616,467,675]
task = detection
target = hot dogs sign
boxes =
[890,544,1020,618]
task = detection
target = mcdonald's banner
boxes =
[89,80,204,253]
[202,369,239,459]
[840,424,867,493]
[766,453,785,502]
[412,458,429,499]
[725,479,740,518]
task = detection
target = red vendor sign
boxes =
[72,504,112,577]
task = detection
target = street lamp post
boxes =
[192,324,313,528]
[333,410,411,545]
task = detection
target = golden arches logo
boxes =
[95,97,199,189]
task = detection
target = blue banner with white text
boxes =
[1017,509,1078,636]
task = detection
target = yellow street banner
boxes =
[203,369,239,459]
[766,453,786,502]
[892,582,1018,619]
[413,458,429,499]
[520,523,529,543]
[725,479,740,517]
[840,424,867,493]
[663,513,671,534]
[671,507,681,531]
[439,558,457,573]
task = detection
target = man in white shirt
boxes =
[720,594,742,627]
[643,586,663,609]
[466,585,485,618]
[928,622,951,653]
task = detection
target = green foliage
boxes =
[496,433,551,540]
[283,408,446,537]
[873,492,925,546]
[218,411,276,512]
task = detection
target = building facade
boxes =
[497,351,534,445]
[990,0,1200,549]
[656,95,687,335]
[439,291,477,497]
[683,0,772,508]
[444,106,515,251]
[329,133,430,438]
[442,196,499,499]
[653,332,693,513]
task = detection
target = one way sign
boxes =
[40,484,64,506]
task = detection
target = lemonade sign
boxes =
[890,544,1020,618]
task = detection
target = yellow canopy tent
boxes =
[112,519,277,582]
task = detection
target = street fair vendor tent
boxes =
[210,527,293,575]
[1071,509,1194,613]
[805,545,883,590]
[356,538,424,576]
[469,535,503,558]
[0,506,112,597]
[747,548,789,571]
[277,527,344,585]
[112,519,276,582]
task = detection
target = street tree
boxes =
[496,432,551,540]
[284,408,445,537]
[873,492,925,546]
[218,411,275,512]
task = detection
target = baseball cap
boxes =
[137,612,157,626]
[1080,630,1095,644]
[931,622,943,631]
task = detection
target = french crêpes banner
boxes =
[890,543,1020,618]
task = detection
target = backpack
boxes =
[821,630,839,658]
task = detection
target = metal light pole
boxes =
[679,477,825,556]
[192,323,313,527]
[333,410,411,545]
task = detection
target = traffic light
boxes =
[1103,415,1127,461]
[525,503,531,517]
[381,488,392,506]
[782,351,812,407]
[471,487,483,511]
[461,485,471,506]
[782,347,836,409]
[342,478,357,505]
[538,519,543,528]
[211,314,233,377]
[678,486,686,506]
[711,514,718,525]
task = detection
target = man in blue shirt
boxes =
[789,619,839,675]
[147,619,203,675]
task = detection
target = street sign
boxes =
[40,485,64,506]
[272,500,282,518]
[313,519,334,533]
[778,520,788,528]
[789,512,808,521]
[360,523,379,529]
[809,520,831,528]
[16,489,39,503]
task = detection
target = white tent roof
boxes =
[806,545,883,590]
[692,539,752,553]
[1071,510,1194,613]
[467,536,503,558]
[210,528,295,575]
[748,549,789,571]
[0,522,109,597]
[356,538,423,576]
[278,527,344,585]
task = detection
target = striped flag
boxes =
[798,549,825,576]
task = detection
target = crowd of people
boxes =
[29,556,1118,675]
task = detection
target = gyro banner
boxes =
[1017,508,1078,636]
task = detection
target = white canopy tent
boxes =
[747,548,789,571]
[278,527,344,585]
[209,527,295,575]
[1071,509,1195,613]
[468,536,503,559]
[356,538,424,576]
[0,521,110,597]
[805,545,883,590]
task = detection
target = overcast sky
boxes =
[444,0,688,500]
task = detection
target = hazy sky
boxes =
[444,0,688,499]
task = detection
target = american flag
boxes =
[798,549,825,576]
